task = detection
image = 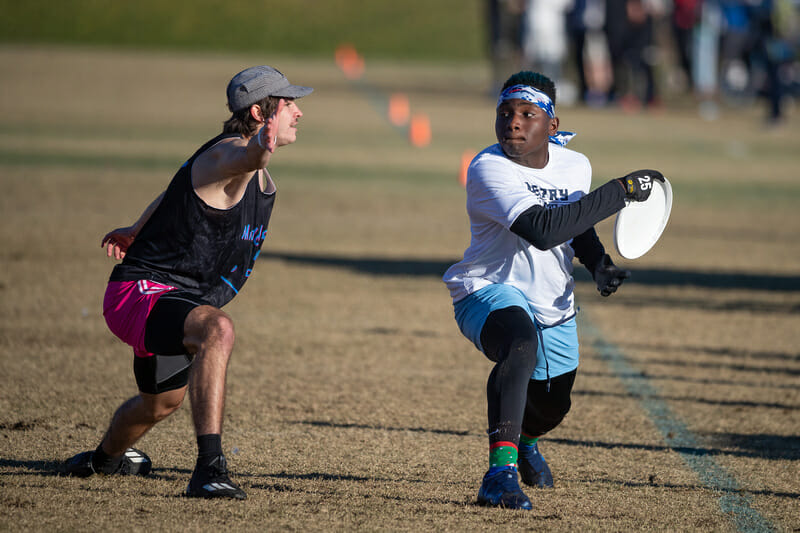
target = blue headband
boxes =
[497,85,575,146]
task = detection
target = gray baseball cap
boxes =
[226,65,313,112]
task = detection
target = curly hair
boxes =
[222,96,281,138]
[501,71,557,105]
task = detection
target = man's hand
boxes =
[593,254,630,297]
[257,99,286,154]
[101,226,137,260]
[616,169,665,202]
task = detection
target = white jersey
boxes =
[443,143,592,326]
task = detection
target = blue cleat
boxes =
[518,441,554,488]
[477,466,532,510]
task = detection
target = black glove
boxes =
[593,254,630,297]
[616,169,665,202]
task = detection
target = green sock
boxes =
[489,441,518,468]
[519,434,539,447]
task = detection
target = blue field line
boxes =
[346,77,410,138]
[580,316,775,533]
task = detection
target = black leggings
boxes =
[480,306,576,445]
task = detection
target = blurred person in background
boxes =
[746,0,798,125]
[671,0,703,92]
[605,0,665,110]
[488,0,527,94]
[566,0,591,103]
[521,0,574,100]
[64,65,312,501]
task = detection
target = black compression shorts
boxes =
[134,291,209,394]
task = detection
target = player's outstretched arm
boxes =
[100,191,164,259]
[206,99,287,180]
[510,168,666,251]
[510,179,625,250]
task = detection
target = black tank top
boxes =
[110,133,276,308]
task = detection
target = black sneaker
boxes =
[477,466,532,510]
[185,455,246,500]
[518,441,554,488]
[64,448,152,478]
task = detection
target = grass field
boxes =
[0,0,485,61]
[1,45,799,531]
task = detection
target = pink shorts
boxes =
[103,280,176,358]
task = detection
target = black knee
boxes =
[480,306,538,364]
[521,369,577,437]
[482,306,540,442]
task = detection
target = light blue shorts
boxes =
[453,284,579,381]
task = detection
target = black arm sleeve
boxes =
[509,179,625,251]
[570,227,606,278]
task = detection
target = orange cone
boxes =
[459,150,476,186]
[388,93,410,127]
[409,113,431,147]
[334,43,364,80]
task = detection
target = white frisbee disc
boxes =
[613,177,672,259]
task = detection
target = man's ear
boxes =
[249,104,265,123]
[550,116,560,134]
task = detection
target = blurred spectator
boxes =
[484,0,798,121]
[671,0,703,91]
[581,0,616,105]
[605,0,664,110]
[693,0,723,117]
[715,0,797,124]
[566,0,591,102]
[719,0,754,98]
[488,0,526,94]
[521,0,574,99]
[748,0,796,124]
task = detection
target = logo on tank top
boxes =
[241,224,267,246]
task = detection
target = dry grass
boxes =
[1,46,799,531]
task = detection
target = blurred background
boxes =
[2,0,798,124]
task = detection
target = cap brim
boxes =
[272,85,314,99]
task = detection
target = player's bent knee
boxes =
[205,313,235,350]
[185,307,236,353]
[141,390,185,422]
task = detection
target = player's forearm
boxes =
[510,180,625,250]
[570,227,606,276]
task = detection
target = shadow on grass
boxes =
[588,477,800,500]
[548,433,800,461]
[593,356,800,377]
[580,369,800,390]
[609,342,800,362]
[261,250,800,293]
[0,458,63,477]
[574,388,800,410]
[250,476,470,507]
[293,419,471,437]
[0,458,193,481]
